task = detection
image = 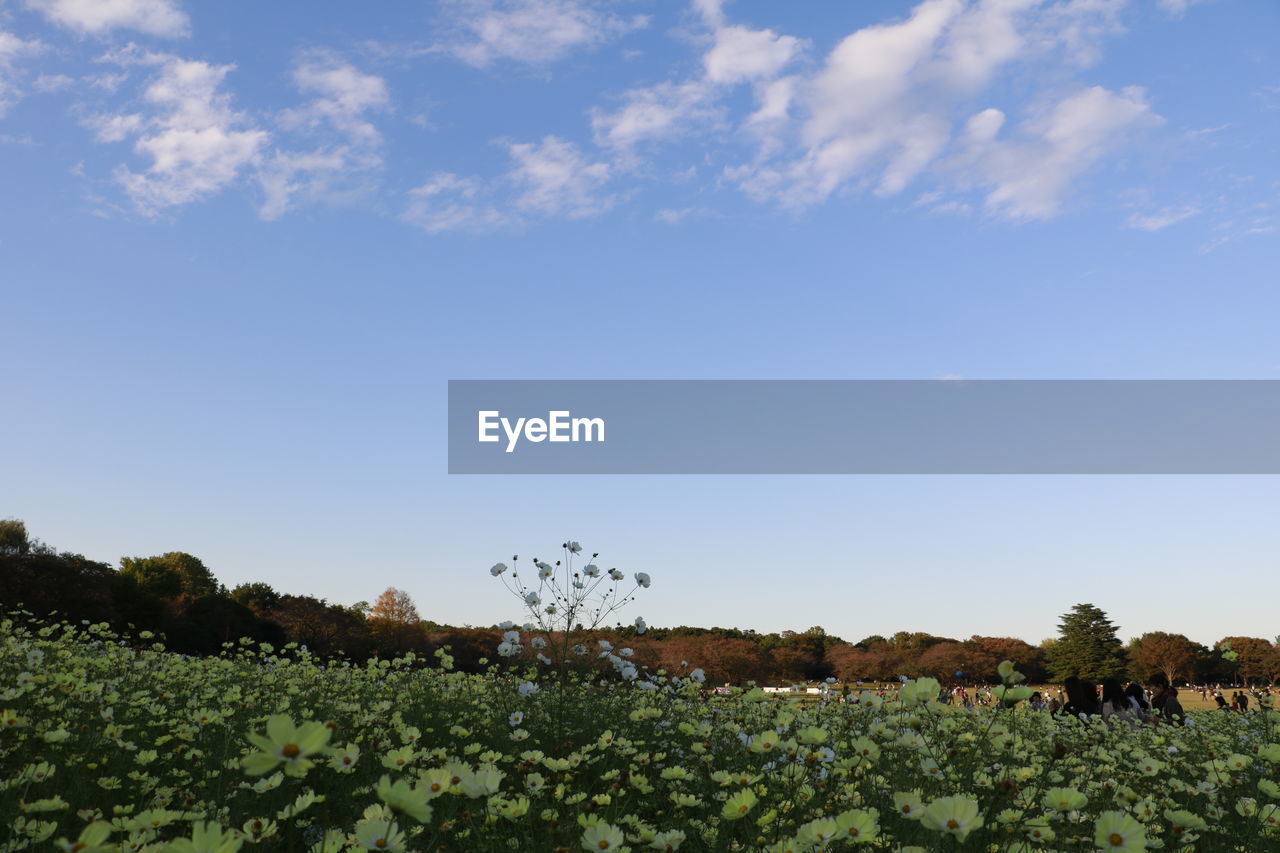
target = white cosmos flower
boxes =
[634,572,651,588]
[583,564,600,577]
[690,669,706,684]
[537,562,554,579]
[508,711,524,726]
[620,664,638,680]
[634,616,647,634]
[537,653,552,665]
[530,637,547,650]
[598,640,613,651]
[517,681,540,697]
[503,630,520,643]
[608,568,624,580]
[566,541,582,553]
[523,592,540,606]
[619,648,633,658]
[573,644,588,656]
[496,641,518,657]
[498,621,515,630]
[490,563,508,576]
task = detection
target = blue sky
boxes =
[2,0,1278,647]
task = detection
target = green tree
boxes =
[119,552,219,599]
[1045,603,1128,681]
[230,582,281,611]
[0,518,32,556]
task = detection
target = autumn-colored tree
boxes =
[366,587,424,656]
[369,587,421,624]
[967,637,1047,683]
[1217,637,1277,685]
[1129,632,1202,686]
[915,642,974,680]
[826,642,901,683]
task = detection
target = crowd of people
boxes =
[844,677,1276,725]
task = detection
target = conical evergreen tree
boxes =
[1045,603,1128,681]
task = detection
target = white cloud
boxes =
[403,136,614,231]
[33,72,75,92]
[954,86,1162,219]
[1157,0,1209,17]
[441,0,647,67]
[592,80,719,150]
[24,0,190,38]
[258,57,389,220]
[702,24,803,85]
[403,173,509,233]
[733,0,963,207]
[725,0,1141,214]
[0,30,44,117]
[592,5,804,151]
[94,53,267,213]
[1125,205,1199,231]
[654,206,712,225]
[508,135,613,217]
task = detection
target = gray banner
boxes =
[447,380,1280,474]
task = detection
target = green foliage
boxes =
[119,551,220,598]
[1045,603,1129,682]
[0,518,31,556]
[2,616,1278,853]
[231,581,282,611]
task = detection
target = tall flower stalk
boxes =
[488,541,651,740]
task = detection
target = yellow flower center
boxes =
[375,839,387,849]
[947,819,959,830]
[597,842,610,850]
[738,805,749,814]
[847,828,859,837]
[281,743,301,759]
[1109,832,1124,846]
[901,805,912,813]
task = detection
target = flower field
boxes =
[2,616,1279,853]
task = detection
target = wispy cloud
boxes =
[23,0,190,38]
[0,30,45,117]
[1157,0,1212,18]
[951,86,1162,220]
[404,136,614,231]
[1125,204,1199,231]
[86,49,267,214]
[591,0,804,152]
[438,0,648,68]
[258,55,390,220]
[727,0,1141,215]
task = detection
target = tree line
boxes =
[1,520,1275,686]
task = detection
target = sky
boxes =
[2,0,1279,649]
